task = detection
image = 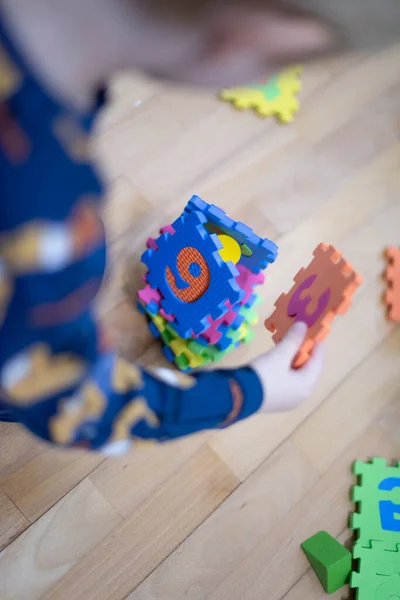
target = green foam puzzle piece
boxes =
[351,541,400,599]
[301,531,351,593]
[351,459,400,549]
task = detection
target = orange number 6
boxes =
[166,247,210,303]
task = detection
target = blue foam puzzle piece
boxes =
[185,195,279,274]
[142,210,244,338]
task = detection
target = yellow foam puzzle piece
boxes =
[221,66,303,123]
[217,234,241,265]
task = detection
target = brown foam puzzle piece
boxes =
[265,243,363,367]
[384,246,400,323]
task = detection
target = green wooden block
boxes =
[301,531,352,593]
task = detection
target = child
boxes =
[3,0,393,454]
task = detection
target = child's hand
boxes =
[252,322,324,413]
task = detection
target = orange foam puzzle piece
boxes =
[384,246,400,322]
[265,243,363,367]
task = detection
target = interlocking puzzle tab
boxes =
[384,246,400,323]
[138,196,278,371]
[220,66,303,123]
[265,243,363,367]
[351,460,400,600]
[301,530,352,593]
[351,541,400,600]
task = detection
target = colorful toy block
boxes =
[185,196,278,274]
[301,531,352,593]
[384,246,400,322]
[220,66,303,123]
[351,541,400,600]
[142,210,243,338]
[265,243,363,368]
[138,197,276,371]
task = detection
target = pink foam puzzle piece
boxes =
[237,265,265,305]
[138,284,162,305]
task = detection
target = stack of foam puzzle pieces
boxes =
[137,195,278,371]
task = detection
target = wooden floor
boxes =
[1,47,400,600]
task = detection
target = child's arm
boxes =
[253,321,323,412]
[0,269,322,455]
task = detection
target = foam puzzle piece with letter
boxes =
[351,459,400,550]
[142,210,243,338]
[351,541,400,600]
[220,66,303,123]
[265,243,363,367]
[384,246,400,322]
[185,195,278,274]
